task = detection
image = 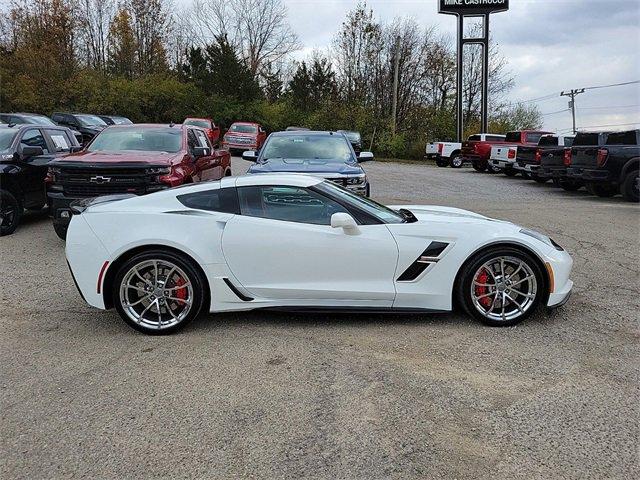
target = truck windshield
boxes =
[76,115,107,127]
[184,119,210,128]
[538,136,558,147]
[525,133,543,144]
[24,116,56,126]
[261,135,354,162]
[88,127,182,153]
[573,133,601,146]
[230,124,258,134]
[0,129,17,150]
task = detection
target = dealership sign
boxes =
[439,0,509,15]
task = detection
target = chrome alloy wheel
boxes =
[119,259,194,329]
[470,256,537,322]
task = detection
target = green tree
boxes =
[107,9,136,78]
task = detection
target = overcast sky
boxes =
[178,0,639,133]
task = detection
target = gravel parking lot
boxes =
[1,157,638,479]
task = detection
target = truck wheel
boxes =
[0,189,22,236]
[559,179,582,191]
[532,175,548,183]
[503,168,517,177]
[472,160,487,172]
[486,163,501,174]
[450,154,463,168]
[53,223,68,240]
[621,170,639,202]
[435,158,448,167]
[586,182,617,198]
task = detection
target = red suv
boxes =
[183,117,221,146]
[47,124,231,239]
[222,122,267,154]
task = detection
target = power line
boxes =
[583,80,640,91]
[578,104,640,110]
[557,121,640,133]
[506,79,640,107]
[541,108,570,116]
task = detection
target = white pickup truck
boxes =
[425,142,438,159]
[434,141,463,167]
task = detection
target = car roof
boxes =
[271,130,344,137]
[231,121,258,126]
[234,173,322,188]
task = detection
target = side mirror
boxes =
[331,212,359,235]
[193,146,210,158]
[358,151,374,163]
[242,150,258,162]
[21,146,44,159]
[70,145,83,153]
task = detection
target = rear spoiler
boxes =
[69,194,136,214]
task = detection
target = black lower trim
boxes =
[223,278,253,301]
[66,260,86,303]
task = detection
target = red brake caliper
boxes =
[474,268,492,308]
[173,276,187,302]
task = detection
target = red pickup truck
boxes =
[47,123,231,239]
[460,133,507,172]
[183,117,221,146]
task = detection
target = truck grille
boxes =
[57,167,160,197]
[226,135,253,144]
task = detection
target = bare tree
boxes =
[77,0,115,71]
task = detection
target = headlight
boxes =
[346,174,366,185]
[520,228,564,251]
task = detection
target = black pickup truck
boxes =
[515,134,575,183]
[566,129,639,202]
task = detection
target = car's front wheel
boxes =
[113,250,207,334]
[457,247,545,327]
[0,190,22,236]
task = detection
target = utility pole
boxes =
[391,35,401,135]
[560,88,585,134]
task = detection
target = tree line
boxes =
[0,0,541,158]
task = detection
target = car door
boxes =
[221,184,399,305]
[193,128,222,180]
[17,128,51,207]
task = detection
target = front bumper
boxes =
[544,247,574,308]
[223,142,257,152]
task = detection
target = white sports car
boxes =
[65,174,573,334]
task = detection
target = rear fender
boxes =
[619,157,639,182]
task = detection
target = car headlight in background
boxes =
[520,228,564,251]
[346,174,366,185]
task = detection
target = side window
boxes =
[186,129,198,153]
[177,187,239,213]
[194,129,211,148]
[488,136,504,142]
[237,185,351,225]
[20,129,49,154]
[45,129,72,152]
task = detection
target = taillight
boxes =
[563,148,572,166]
[438,143,443,154]
[534,149,542,163]
[507,148,516,159]
[596,148,608,167]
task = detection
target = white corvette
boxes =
[65,174,573,334]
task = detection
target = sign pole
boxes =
[456,14,464,142]
[481,13,490,134]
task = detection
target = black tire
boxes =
[365,183,371,197]
[435,158,448,167]
[0,189,22,236]
[450,154,463,168]
[586,182,617,198]
[532,175,548,184]
[53,222,68,240]
[456,246,545,327]
[472,160,487,172]
[559,179,582,191]
[486,163,501,174]
[621,169,639,202]
[503,167,517,177]
[112,250,207,335]
[224,168,232,177]
[521,172,532,180]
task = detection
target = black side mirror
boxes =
[70,146,83,153]
[21,146,44,159]
[193,146,210,158]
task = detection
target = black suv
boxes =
[0,124,80,235]
[0,112,83,144]
[337,130,363,155]
[51,112,108,145]
[98,115,133,125]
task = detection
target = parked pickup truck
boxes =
[425,141,438,160]
[434,141,461,167]
[489,130,553,176]
[47,123,232,239]
[566,129,639,202]
[460,133,507,172]
[514,134,575,183]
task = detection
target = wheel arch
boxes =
[619,157,639,182]
[102,244,211,311]
[452,241,551,309]
[0,169,25,202]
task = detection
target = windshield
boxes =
[76,115,107,127]
[0,129,17,150]
[24,116,56,126]
[340,131,361,143]
[505,132,521,142]
[316,181,405,224]
[230,123,258,134]
[262,134,354,162]
[184,119,210,129]
[110,117,132,125]
[88,127,182,153]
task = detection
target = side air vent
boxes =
[397,241,449,282]
[223,278,254,301]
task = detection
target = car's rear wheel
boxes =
[621,170,639,202]
[0,189,22,236]
[113,250,207,335]
[586,182,617,198]
[457,247,545,327]
[450,154,463,168]
[435,158,448,167]
[472,160,487,172]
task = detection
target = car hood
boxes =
[248,158,363,175]
[51,150,184,166]
[390,205,510,225]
